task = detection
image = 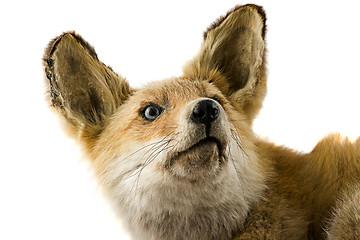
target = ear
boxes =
[43,32,131,141]
[183,4,267,122]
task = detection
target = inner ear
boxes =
[44,32,132,138]
[208,26,264,93]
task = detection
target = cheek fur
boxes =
[95,138,171,191]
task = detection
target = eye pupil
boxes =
[147,106,158,117]
[142,104,163,121]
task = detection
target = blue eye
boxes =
[141,104,164,121]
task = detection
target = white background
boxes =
[1,0,359,239]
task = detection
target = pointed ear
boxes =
[183,4,267,122]
[43,32,132,140]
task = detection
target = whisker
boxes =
[110,133,176,186]
[227,144,242,183]
[111,130,181,195]
[126,141,170,180]
[164,140,180,169]
[228,118,250,123]
[116,132,174,164]
[132,140,172,193]
[118,141,166,163]
[230,126,251,161]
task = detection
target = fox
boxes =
[43,4,360,240]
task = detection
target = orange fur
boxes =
[43,4,359,240]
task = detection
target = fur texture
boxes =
[326,184,360,239]
[43,4,360,240]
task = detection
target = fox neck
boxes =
[100,142,267,240]
[118,171,256,240]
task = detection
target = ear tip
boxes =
[246,4,267,38]
[245,4,267,20]
[43,31,74,63]
[43,31,98,67]
[203,4,267,40]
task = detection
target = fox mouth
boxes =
[185,137,225,160]
[165,136,227,174]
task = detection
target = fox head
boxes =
[44,5,267,240]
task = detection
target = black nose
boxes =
[191,99,220,124]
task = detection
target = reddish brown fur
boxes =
[252,136,360,239]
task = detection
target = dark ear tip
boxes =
[247,4,267,38]
[245,4,266,21]
[43,31,98,67]
[203,4,267,40]
[43,31,73,64]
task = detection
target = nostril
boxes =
[210,108,219,119]
[191,99,220,124]
[193,107,206,120]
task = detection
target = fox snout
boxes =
[166,97,230,178]
[184,98,227,146]
[190,98,224,154]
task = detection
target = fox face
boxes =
[44,4,267,240]
[100,79,232,181]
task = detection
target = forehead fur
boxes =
[132,78,224,104]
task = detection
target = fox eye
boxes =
[141,104,164,121]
